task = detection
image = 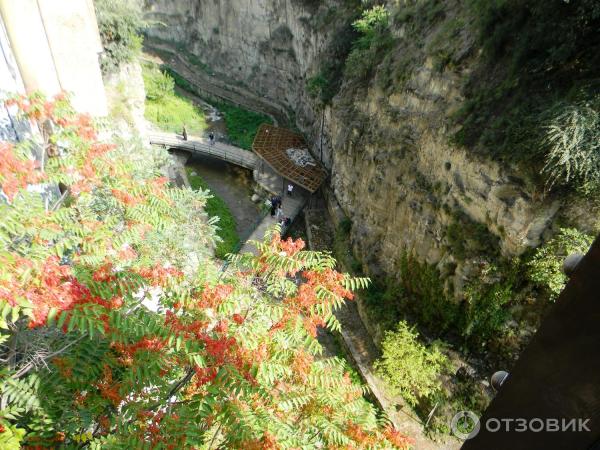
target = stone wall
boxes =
[142,0,592,356]
[0,0,107,116]
[144,0,344,166]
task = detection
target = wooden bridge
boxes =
[148,131,258,170]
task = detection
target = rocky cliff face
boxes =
[142,0,594,358]
[144,0,345,164]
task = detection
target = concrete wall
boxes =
[0,14,30,142]
[0,0,107,116]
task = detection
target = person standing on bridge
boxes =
[208,132,215,146]
[182,125,188,141]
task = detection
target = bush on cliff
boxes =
[528,228,594,300]
[375,321,447,407]
[94,0,146,74]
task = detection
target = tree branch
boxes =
[12,334,86,379]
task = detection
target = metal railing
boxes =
[148,132,258,170]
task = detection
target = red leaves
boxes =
[280,267,352,337]
[194,367,217,386]
[202,335,237,365]
[242,432,280,450]
[232,313,245,325]
[270,233,305,256]
[0,256,125,328]
[383,425,414,449]
[112,336,167,366]
[199,284,233,309]
[52,357,73,379]
[112,188,142,206]
[291,350,313,383]
[96,364,122,407]
[137,264,183,287]
[0,142,45,201]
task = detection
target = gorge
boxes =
[141,0,599,368]
[1,0,599,447]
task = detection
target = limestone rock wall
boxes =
[144,0,341,164]
[143,1,579,340]
[328,62,560,284]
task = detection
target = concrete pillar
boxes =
[0,0,108,117]
[0,0,61,96]
[37,0,108,116]
[0,14,31,142]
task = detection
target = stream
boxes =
[187,156,261,242]
[182,91,263,242]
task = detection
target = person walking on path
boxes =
[208,132,215,146]
[287,184,294,196]
[270,196,277,217]
[276,205,283,221]
[182,125,188,141]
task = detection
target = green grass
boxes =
[186,168,240,258]
[212,101,272,150]
[142,64,207,136]
[161,66,272,150]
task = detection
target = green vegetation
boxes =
[344,5,395,82]
[142,65,207,135]
[453,0,600,190]
[445,209,500,260]
[331,218,495,436]
[528,228,594,300]
[186,168,239,258]
[161,66,272,150]
[333,216,522,358]
[94,0,145,74]
[212,100,272,150]
[375,321,447,407]
[1,93,400,447]
[542,98,600,191]
[398,252,457,333]
[461,265,515,349]
[307,67,340,105]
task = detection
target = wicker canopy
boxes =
[252,124,327,193]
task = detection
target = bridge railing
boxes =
[148,132,258,170]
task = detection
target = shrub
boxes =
[542,99,600,190]
[462,269,513,347]
[528,227,594,300]
[445,210,500,260]
[162,66,272,150]
[375,321,448,407]
[94,0,145,74]
[212,101,272,150]
[144,68,175,101]
[454,0,600,174]
[142,64,207,135]
[344,5,394,81]
[398,252,458,333]
[0,93,408,449]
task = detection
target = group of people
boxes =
[181,126,215,146]
[269,195,291,228]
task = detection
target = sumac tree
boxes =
[0,94,411,449]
